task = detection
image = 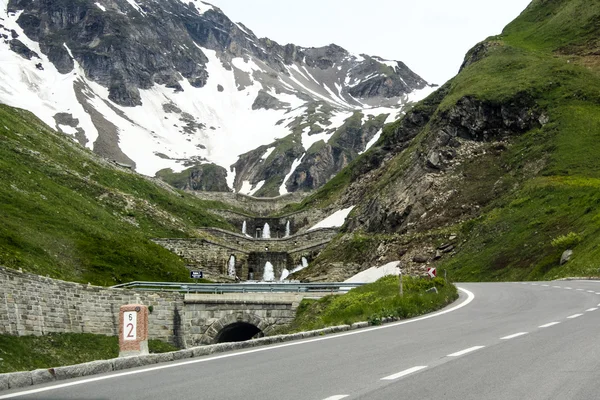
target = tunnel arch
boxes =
[206,313,268,344]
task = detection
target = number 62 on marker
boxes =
[123,311,137,341]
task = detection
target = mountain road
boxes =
[3,281,600,400]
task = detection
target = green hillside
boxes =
[0,105,233,286]
[298,0,600,281]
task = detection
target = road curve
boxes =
[3,281,600,400]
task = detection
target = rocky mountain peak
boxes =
[1,0,433,196]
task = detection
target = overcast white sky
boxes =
[208,0,532,85]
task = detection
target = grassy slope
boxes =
[439,0,600,280]
[0,333,177,373]
[294,0,600,281]
[279,276,457,332]
[0,105,233,286]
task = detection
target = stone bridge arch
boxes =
[203,313,270,344]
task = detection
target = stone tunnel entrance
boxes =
[214,322,263,343]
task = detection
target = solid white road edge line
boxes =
[501,332,528,340]
[323,395,349,400]
[0,288,476,399]
[381,366,428,381]
[447,346,485,357]
[567,314,583,319]
[539,322,560,328]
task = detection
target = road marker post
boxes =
[119,304,149,357]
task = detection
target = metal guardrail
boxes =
[110,281,366,294]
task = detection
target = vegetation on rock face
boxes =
[278,276,458,333]
[293,0,600,282]
[0,105,233,286]
[0,333,178,373]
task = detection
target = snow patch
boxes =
[308,206,355,231]
[344,261,401,283]
[124,0,146,15]
[261,147,275,160]
[279,156,303,195]
[176,0,213,15]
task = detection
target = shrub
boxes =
[551,232,583,250]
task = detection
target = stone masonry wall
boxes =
[154,228,337,280]
[192,192,307,216]
[0,266,185,347]
[0,267,301,348]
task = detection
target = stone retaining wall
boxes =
[0,267,185,346]
[0,267,300,349]
[154,228,337,280]
[192,192,307,216]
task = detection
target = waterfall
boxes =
[292,257,309,273]
[227,255,236,278]
[263,262,275,281]
[262,223,271,239]
[279,268,290,281]
[242,221,247,235]
[284,220,291,237]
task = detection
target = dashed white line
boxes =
[586,308,598,312]
[323,396,349,400]
[587,290,595,293]
[532,283,539,286]
[553,286,562,289]
[596,293,600,295]
[539,322,560,328]
[501,332,528,340]
[567,314,583,319]
[565,287,572,290]
[448,346,485,357]
[381,366,428,381]
[577,289,585,292]
[542,285,550,287]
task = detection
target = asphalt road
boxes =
[3,281,600,400]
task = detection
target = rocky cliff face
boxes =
[0,0,432,196]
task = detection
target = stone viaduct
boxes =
[154,191,338,282]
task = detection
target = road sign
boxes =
[427,267,437,279]
[190,271,203,279]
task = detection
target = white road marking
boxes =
[0,288,476,399]
[567,314,583,319]
[501,332,528,340]
[596,293,600,295]
[577,289,585,291]
[553,286,562,288]
[586,308,598,312]
[565,287,572,290]
[539,322,560,328]
[381,366,428,381]
[532,283,539,286]
[447,346,485,357]
[587,291,595,293]
[323,396,349,400]
[542,285,550,287]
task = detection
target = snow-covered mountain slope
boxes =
[0,0,434,196]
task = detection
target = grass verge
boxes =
[278,276,458,333]
[0,333,178,373]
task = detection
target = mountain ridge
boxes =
[0,0,433,197]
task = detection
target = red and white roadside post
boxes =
[427,267,437,279]
[119,304,149,357]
